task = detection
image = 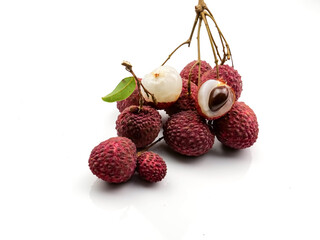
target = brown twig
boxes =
[122,61,157,109]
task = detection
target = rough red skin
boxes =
[165,78,198,116]
[210,102,259,149]
[201,65,242,100]
[116,106,161,148]
[163,110,215,156]
[88,137,137,183]
[180,60,212,85]
[137,151,167,182]
[147,101,176,110]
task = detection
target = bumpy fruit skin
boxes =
[165,78,198,115]
[211,102,259,149]
[180,60,212,85]
[116,106,161,148]
[201,65,242,100]
[137,151,167,182]
[88,137,137,183]
[164,110,215,156]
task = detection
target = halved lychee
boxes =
[197,79,235,120]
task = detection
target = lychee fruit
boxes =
[116,105,161,148]
[88,137,137,183]
[210,102,259,149]
[197,79,236,120]
[201,65,242,100]
[163,110,215,156]
[180,60,212,85]
[165,78,198,115]
[141,65,182,109]
[137,151,167,182]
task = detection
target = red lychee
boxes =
[88,137,137,183]
[201,65,242,100]
[210,102,259,149]
[116,106,161,148]
[165,78,198,115]
[163,110,215,156]
[180,60,212,85]
[137,151,167,182]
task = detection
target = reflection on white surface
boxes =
[89,141,252,239]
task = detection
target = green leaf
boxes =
[102,77,136,102]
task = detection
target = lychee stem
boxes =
[137,136,164,156]
[122,61,158,109]
[161,0,234,77]
[197,17,202,87]
[161,12,200,66]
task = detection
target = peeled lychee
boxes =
[165,78,198,115]
[88,137,137,183]
[137,151,167,182]
[202,65,242,100]
[116,105,161,148]
[197,79,236,120]
[141,65,182,109]
[210,102,259,149]
[164,110,215,156]
[180,60,212,85]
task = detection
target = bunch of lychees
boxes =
[88,0,259,184]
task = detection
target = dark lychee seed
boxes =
[88,137,137,183]
[201,65,242,100]
[208,86,229,111]
[137,151,167,182]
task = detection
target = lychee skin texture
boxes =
[180,60,212,85]
[116,106,161,148]
[164,110,215,156]
[165,78,198,115]
[137,151,167,183]
[210,102,259,149]
[201,65,242,100]
[88,137,137,183]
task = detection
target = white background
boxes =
[1,0,320,239]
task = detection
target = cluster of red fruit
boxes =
[88,60,259,184]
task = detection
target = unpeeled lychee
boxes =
[137,151,167,182]
[180,60,212,85]
[116,106,161,148]
[202,65,242,100]
[165,78,198,115]
[164,110,215,156]
[88,137,137,183]
[210,101,259,149]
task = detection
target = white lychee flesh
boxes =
[141,66,182,103]
[198,79,235,119]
